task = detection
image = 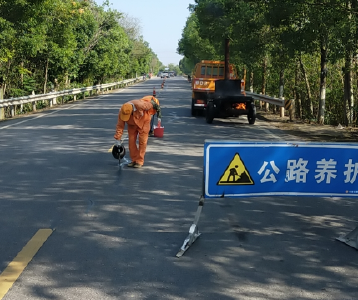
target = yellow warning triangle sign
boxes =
[217,153,254,185]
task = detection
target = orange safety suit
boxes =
[114,99,153,165]
[141,95,161,117]
[114,99,153,166]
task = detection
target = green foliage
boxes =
[178,13,221,65]
[0,0,168,98]
[178,0,358,126]
[23,75,36,94]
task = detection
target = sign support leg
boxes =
[336,225,358,250]
[176,196,204,257]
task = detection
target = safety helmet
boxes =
[112,144,126,160]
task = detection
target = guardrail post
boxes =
[280,106,285,117]
[265,101,269,112]
[32,101,36,112]
[259,92,263,109]
[73,95,77,101]
[280,97,285,117]
[271,96,276,114]
[11,105,15,117]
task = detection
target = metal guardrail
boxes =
[246,91,295,120]
[0,78,140,108]
[245,91,284,107]
[0,77,142,120]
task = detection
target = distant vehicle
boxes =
[161,72,169,78]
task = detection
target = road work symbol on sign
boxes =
[217,153,254,185]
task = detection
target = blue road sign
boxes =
[204,140,358,198]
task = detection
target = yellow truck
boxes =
[191,59,255,124]
[191,60,238,115]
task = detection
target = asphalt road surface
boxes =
[0,76,357,300]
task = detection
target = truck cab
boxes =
[191,60,241,115]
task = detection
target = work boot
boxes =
[148,130,154,136]
[127,162,136,167]
[133,163,142,168]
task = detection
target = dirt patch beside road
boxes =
[257,110,358,143]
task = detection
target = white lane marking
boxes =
[0,103,80,130]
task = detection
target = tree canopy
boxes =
[0,0,165,98]
[178,0,358,126]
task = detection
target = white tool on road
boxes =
[176,196,204,257]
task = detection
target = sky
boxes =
[95,0,194,66]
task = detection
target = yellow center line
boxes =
[0,229,53,299]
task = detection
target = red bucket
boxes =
[153,126,164,138]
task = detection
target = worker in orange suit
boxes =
[114,97,161,168]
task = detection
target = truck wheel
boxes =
[248,114,256,125]
[248,104,256,125]
[206,102,215,124]
[191,98,197,116]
